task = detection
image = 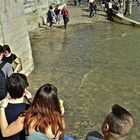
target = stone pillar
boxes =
[0,0,34,76]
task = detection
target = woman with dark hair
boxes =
[2,44,22,73]
[0,84,65,140]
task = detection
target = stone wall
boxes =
[0,0,34,76]
[0,0,65,76]
[23,0,64,31]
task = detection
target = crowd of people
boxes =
[88,0,122,20]
[105,0,123,20]
[101,0,139,20]
[46,0,140,30]
[72,0,120,20]
[0,44,23,100]
[0,44,135,140]
[47,4,69,29]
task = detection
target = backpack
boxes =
[0,61,7,100]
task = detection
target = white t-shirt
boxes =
[89,0,95,3]
[109,2,113,8]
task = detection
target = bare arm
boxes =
[13,58,22,73]
[0,101,24,137]
[59,100,65,116]
[24,88,33,104]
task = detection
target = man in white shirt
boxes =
[107,0,113,20]
[89,0,95,3]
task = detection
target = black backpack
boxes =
[0,61,7,100]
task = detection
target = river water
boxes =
[28,19,140,139]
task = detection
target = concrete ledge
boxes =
[114,13,140,27]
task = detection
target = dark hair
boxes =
[0,45,4,54]
[24,83,64,136]
[3,44,11,53]
[18,73,29,87]
[106,104,134,136]
[6,73,28,99]
[49,5,53,9]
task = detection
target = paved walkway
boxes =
[65,2,108,25]
[44,2,109,29]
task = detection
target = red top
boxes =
[61,7,69,16]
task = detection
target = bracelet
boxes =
[0,106,6,109]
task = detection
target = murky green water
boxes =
[28,23,140,140]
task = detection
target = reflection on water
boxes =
[29,23,140,140]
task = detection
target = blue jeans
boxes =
[56,15,60,23]
[64,134,75,140]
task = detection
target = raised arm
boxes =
[0,100,24,137]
